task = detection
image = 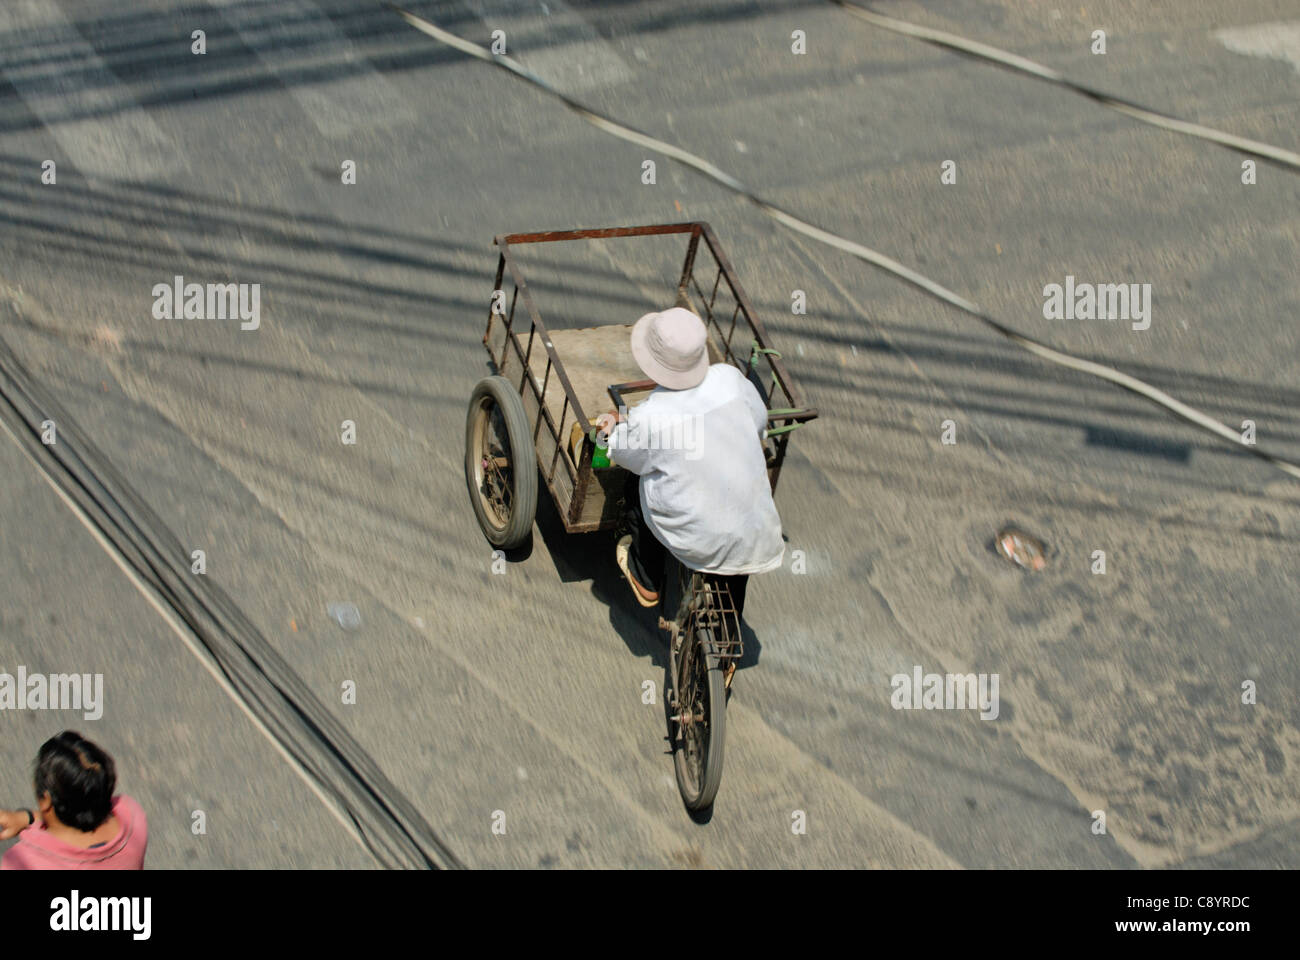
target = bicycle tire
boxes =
[673,624,727,811]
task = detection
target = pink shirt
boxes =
[1,795,147,870]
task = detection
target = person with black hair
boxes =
[0,731,147,869]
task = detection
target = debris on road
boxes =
[996,526,1048,571]
[327,602,362,630]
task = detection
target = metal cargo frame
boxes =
[482,222,817,534]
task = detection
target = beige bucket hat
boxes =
[630,307,710,390]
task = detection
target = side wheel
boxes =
[672,626,727,811]
[465,375,538,550]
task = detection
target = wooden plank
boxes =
[528,323,727,531]
[542,324,644,421]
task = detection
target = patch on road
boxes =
[464,0,633,93]
[210,0,416,136]
[0,0,182,179]
[1214,21,1300,74]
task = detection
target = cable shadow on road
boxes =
[0,0,823,133]
[733,286,1300,514]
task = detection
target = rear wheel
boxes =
[673,624,726,811]
[465,376,537,550]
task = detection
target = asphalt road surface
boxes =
[1,0,1298,868]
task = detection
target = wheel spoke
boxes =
[475,400,515,525]
[677,640,710,794]
[465,376,538,553]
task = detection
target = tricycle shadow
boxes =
[532,469,763,677]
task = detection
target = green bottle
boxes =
[586,417,614,469]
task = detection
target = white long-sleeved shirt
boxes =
[607,363,784,575]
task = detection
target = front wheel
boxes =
[672,626,727,811]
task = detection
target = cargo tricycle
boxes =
[464,222,817,810]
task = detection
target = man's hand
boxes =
[592,409,621,444]
[0,809,32,840]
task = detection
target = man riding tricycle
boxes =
[465,222,816,811]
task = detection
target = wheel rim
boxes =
[677,640,711,797]
[471,395,514,531]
